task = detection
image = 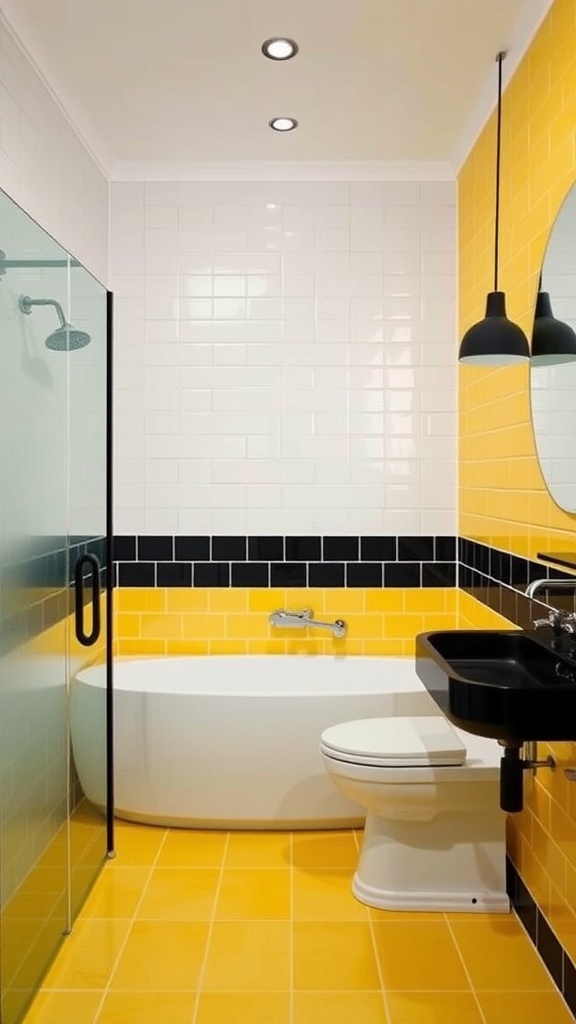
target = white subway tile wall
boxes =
[0,19,108,282]
[111,179,457,535]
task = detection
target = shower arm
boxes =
[19,295,68,327]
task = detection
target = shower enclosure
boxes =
[0,189,112,1023]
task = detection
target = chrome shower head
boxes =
[45,325,91,351]
[19,294,91,351]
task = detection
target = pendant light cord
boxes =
[494,51,505,293]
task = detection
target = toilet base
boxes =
[352,875,510,913]
[353,808,510,914]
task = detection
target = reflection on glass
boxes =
[531,185,576,511]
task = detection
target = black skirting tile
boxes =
[422,562,456,587]
[360,536,396,561]
[248,537,284,561]
[537,912,563,991]
[212,536,246,561]
[138,535,173,561]
[346,562,383,587]
[285,536,321,561]
[157,562,192,587]
[193,562,229,587]
[175,536,210,561]
[231,562,269,586]
[271,563,307,587]
[323,536,358,561]
[118,562,156,587]
[308,563,345,587]
[506,858,537,943]
[398,536,434,561]
[563,953,576,1017]
[384,562,420,587]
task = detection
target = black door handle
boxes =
[75,553,101,646]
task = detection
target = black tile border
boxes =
[113,534,458,588]
[507,858,576,1015]
[459,536,576,629]
[0,535,107,652]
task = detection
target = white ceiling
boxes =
[0,0,551,176]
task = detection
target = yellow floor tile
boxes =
[156,829,228,867]
[293,868,369,921]
[372,921,470,990]
[79,867,151,919]
[448,915,558,990]
[135,868,219,919]
[196,991,291,1023]
[109,921,209,990]
[291,831,360,869]
[293,922,381,990]
[97,991,196,1023]
[225,832,290,869]
[42,919,130,989]
[202,922,291,990]
[385,992,484,1024]
[215,869,291,920]
[293,991,388,1023]
[112,823,167,866]
[22,990,103,1024]
[477,990,575,1024]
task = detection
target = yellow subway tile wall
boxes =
[458,0,576,975]
[114,587,458,658]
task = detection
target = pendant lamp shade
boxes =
[458,53,529,365]
[459,291,530,365]
[530,289,576,365]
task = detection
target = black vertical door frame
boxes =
[106,290,115,855]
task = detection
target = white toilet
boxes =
[320,715,509,913]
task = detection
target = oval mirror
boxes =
[530,184,576,512]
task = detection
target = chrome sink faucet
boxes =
[533,608,576,637]
[525,578,576,599]
[268,608,347,639]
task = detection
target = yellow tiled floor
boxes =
[22,823,573,1024]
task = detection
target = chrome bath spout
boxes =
[268,608,347,639]
[525,578,576,599]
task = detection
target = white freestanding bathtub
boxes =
[71,656,439,829]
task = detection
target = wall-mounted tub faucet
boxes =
[268,608,347,639]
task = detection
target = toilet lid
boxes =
[320,716,467,767]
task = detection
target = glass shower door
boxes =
[67,261,109,919]
[0,189,111,1023]
[0,198,71,1023]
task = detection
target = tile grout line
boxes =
[91,825,170,1023]
[353,828,391,1023]
[190,830,231,1024]
[444,915,489,1024]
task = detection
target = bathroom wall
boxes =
[0,14,108,282]
[110,177,456,537]
[458,0,576,983]
[109,175,458,656]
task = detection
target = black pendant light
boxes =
[458,52,529,365]
[531,273,576,365]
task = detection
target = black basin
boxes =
[415,628,576,743]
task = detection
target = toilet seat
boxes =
[320,716,467,768]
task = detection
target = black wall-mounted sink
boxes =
[415,628,576,744]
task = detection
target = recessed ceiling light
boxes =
[261,37,298,61]
[269,117,298,132]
